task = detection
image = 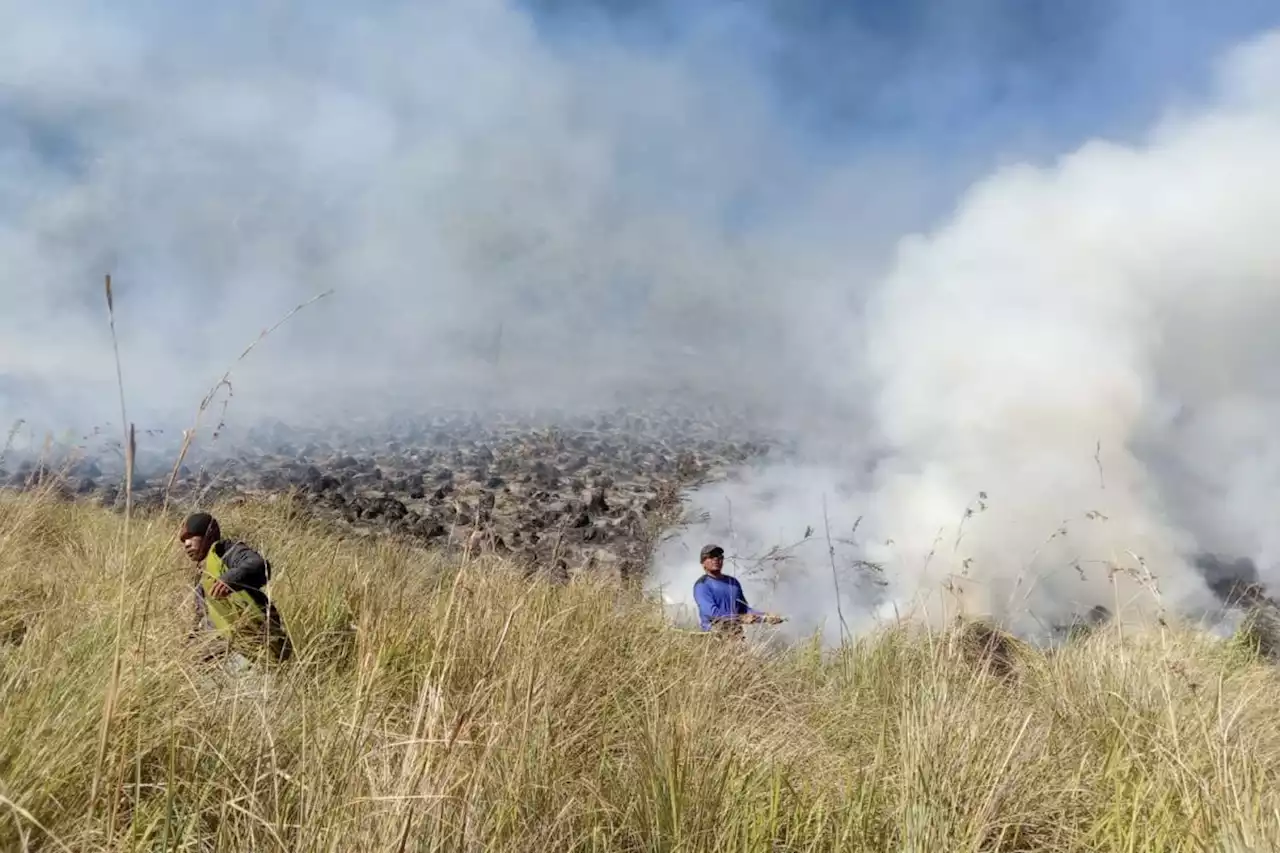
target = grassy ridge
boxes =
[2,491,1279,851]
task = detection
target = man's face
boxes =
[180,532,210,562]
[701,553,724,575]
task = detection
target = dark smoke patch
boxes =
[1192,552,1266,606]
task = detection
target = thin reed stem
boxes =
[161,288,334,515]
[90,274,137,832]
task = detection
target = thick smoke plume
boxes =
[653,29,1280,643]
[4,1,1268,436]
[0,0,916,437]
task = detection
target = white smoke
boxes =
[650,28,1280,643]
[0,1,853,434]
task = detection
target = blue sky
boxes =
[529,0,1280,156]
[508,0,1280,239]
[6,0,1280,212]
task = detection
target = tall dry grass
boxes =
[1,488,1279,852]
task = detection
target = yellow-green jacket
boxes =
[195,539,291,662]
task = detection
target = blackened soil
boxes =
[2,408,780,581]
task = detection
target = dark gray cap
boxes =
[700,543,724,561]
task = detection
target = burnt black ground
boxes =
[1,407,786,582]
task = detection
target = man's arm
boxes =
[733,579,781,624]
[732,578,762,616]
[217,543,270,591]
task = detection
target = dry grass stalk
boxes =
[90,273,137,832]
[161,288,334,515]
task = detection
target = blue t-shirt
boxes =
[692,573,761,631]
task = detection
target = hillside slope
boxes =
[2,492,1279,851]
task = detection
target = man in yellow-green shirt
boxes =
[179,512,292,664]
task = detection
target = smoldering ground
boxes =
[4,1,1280,644]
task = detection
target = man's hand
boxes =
[210,580,232,599]
[737,613,785,625]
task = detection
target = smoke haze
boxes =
[4,0,1280,641]
[0,0,912,432]
[652,25,1280,643]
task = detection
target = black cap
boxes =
[181,512,218,539]
[700,543,724,561]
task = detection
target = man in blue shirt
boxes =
[692,544,782,635]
